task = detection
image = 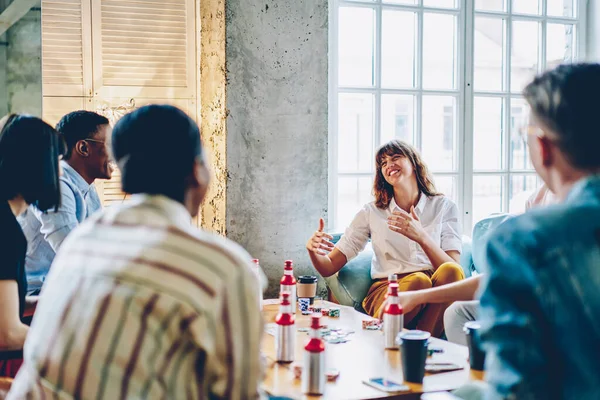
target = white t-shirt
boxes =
[336,194,462,279]
[525,185,556,211]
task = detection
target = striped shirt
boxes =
[8,194,265,400]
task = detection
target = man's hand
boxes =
[397,290,422,314]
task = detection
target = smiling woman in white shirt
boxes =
[307,140,464,337]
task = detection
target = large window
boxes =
[330,0,583,231]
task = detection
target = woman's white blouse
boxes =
[336,194,462,279]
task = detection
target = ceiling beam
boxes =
[0,0,39,37]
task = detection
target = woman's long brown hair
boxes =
[373,140,440,209]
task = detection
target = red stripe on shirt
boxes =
[98,219,245,272]
[120,293,160,400]
[221,292,234,399]
[68,250,216,298]
[156,314,198,398]
[73,282,117,398]
[39,278,85,378]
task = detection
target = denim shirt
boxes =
[17,161,102,293]
[478,175,600,400]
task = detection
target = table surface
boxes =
[261,300,483,400]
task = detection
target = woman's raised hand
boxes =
[306,218,335,256]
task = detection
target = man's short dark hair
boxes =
[56,111,109,160]
[111,104,202,203]
[523,63,600,170]
[0,114,66,211]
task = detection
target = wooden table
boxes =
[262,301,483,400]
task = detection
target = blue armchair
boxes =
[324,214,511,314]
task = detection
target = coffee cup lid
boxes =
[299,275,318,283]
[463,321,482,332]
[396,330,430,344]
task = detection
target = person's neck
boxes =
[66,159,94,185]
[393,181,420,212]
[7,195,27,216]
[550,168,597,202]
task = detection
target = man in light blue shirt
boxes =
[18,111,112,294]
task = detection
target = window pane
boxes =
[473,175,504,224]
[338,93,375,173]
[509,175,541,214]
[338,7,375,87]
[336,176,374,230]
[434,175,457,203]
[382,10,416,88]
[422,96,457,172]
[512,0,541,14]
[424,0,458,8]
[511,21,540,93]
[474,17,505,91]
[423,13,457,90]
[473,97,503,171]
[381,94,415,145]
[546,24,576,70]
[547,0,575,18]
[510,97,534,170]
[475,0,505,11]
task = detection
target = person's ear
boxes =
[195,159,210,188]
[75,140,89,157]
[187,159,210,188]
[537,136,554,167]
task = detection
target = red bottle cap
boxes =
[310,314,321,330]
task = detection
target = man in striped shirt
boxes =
[9,105,266,399]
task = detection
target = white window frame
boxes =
[329,0,586,234]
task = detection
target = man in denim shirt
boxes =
[476,63,600,399]
[18,111,112,294]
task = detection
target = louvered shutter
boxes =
[42,97,88,127]
[91,0,196,99]
[41,0,92,97]
[94,98,197,211]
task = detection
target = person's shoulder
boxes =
[426,194,457,213]
[485,203,590,256]
[0,200,13,223]
[176,226,254,273]
[57,177,79,203]
[0,202,21,249]
[363,201,378,211]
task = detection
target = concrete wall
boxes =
[6,8,41,116]
[225,0,329,297]
[587,0,600,62]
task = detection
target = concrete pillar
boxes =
[200,0,228,235]
[6,8,41,116]
[587,0,600,62]
[224,0,329,296]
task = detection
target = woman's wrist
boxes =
[415,230,431,247]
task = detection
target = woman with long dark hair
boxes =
[307,140,464,337]
[0,114,65,377]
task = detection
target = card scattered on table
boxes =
[362,319,382,330]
